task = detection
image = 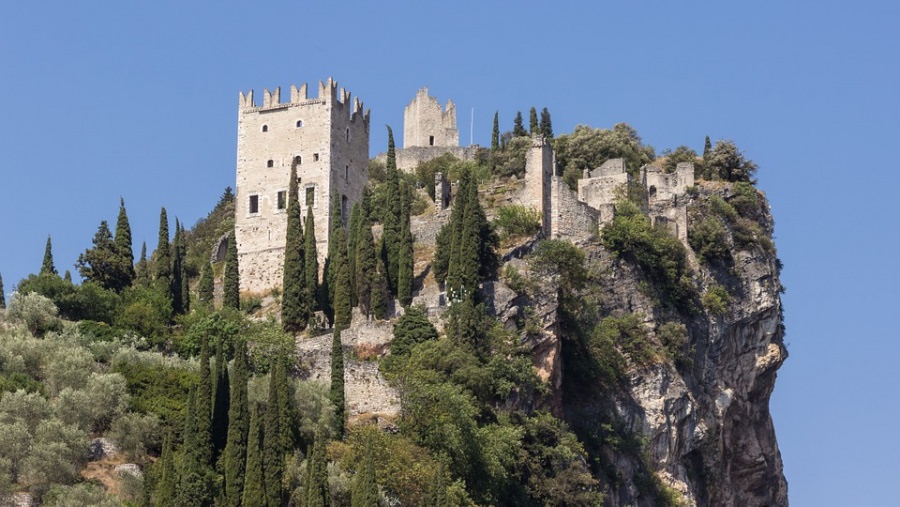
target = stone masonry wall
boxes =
[403,87,458,149]
[373,145,481,173]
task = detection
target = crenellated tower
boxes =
[235,77,370,294]
[403,87,458,148]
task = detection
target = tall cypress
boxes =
[325,196,344,320]
[351,442,377,507]
[212,338,230,461]
[304,206,319,315]
[304,434,329,507]
[155,208,171,282]
[282,159,308,332]
[196,338,214,466]
[381,125,401,294]
[263,352,291,507]
[154,432,177,506]
[491,111,500,152]
[332,226,351,331]
[539,107,553,138]
[355,222,376,319]
[372,253,389,321]
[63,271,71,283]
[172,219,186,315]
[242,402,267,507]
[224,339,250,507]
[703,135,712,158]
[114,197,135,284]
[529,106,539,134]
[199,261,214,308]
[178,385,214,506]
[330,328,346,436]
[347,203,362,308]
[180,222,190,314]
[513,111,526,137]
[0,273,5,309]
[397,181,414,308]
[224,230,240,310]
[135,242,150,286]
[41,236,57,275]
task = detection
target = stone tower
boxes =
[403,87,458,148]
[235,78,370,294]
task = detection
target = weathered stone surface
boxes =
[114,463,143,478]
[89,437,118,460]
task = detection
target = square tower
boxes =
[403,87,459,148]
[235,78,370,294]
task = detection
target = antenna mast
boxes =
[470,108,474,146]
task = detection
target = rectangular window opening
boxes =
[249,195,259,214]
[429,135,435,146]
[277,191,286,210]
[305,187,315,207]
[313,153,320,162]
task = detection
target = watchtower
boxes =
[235,78,370,294]
[403,87,458,148]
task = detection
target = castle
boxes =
[234,80,693,295]
[234,78,369,294]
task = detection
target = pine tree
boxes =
[491,111,500,152]
[351,442,377,507]
[199,261,214,308]
[529,106,539,134]
[135,242,150,286]
[114,197,135,285]
[172,219,186,315]
[304,434,329,507]
[381,125,402,293]
[224,339,250,507]
[330,328,346,436]
[282,159,308,332]
[224,230,240,310]
[212,338,230,461]
[355,222,376,319]
[155,208,171,282]
[513,111,527,137]
[347,203,362,308]
[41,236,57,275]
[539,107,553,138]
[196,338,214,466]
[0,273,5,309]
[77,220,133,292]
[305,206,319,314]
[242,402,267,507]
[397,181,414,308]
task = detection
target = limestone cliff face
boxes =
[490,181,788,506]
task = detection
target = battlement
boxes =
[403,86,459,149]
[238,77,370,123]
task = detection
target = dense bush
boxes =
[554,123,655,190]
[7,292,60,337]
[389,306,438,357]
[595,314,655,365]
[494,205,543,241]
[703,285,731,316]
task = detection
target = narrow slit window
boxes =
[429,135,435,146]
[346,128,350,142]
[277,191,286,210]
[249,195,259,214]
[345,165,349,180]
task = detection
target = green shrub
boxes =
[658,322,693,370]
[109,412,162,459]
[703,285,731,316]
[7,292,60,338]
[390,306,438,357]
[595,314,655,365]
[414,152,459,200]
[688,216,730,263]
[112,357,195,427]
[494,205,543,240]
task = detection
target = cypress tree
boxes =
[155,208,171,282]
[154,432,177,506]
[224,339,250,507]
[242,402,267,507]
[381,125,401,293]
[135,242,150,286]
[351,442,377,507]
[114,197,135,284]
[63,271,71,283]
[282,159,308,332]
[347,203,362,308]
[325,196,344,320]
[212,337,230,461]
[491,111,500,152]
[539,107,553,138]
[330,328,346,436]
[41,235,57,275]
[172,219,186,315]
[263,351,292,507]
[529,106,539,134]
[513,111,526,137]
[397,181,414,308]
[372,253,389,320]
[180,223,190,314]
[305,206,319,314]
[304,434,329,507]
[224,230,240,310]
[199,261,214,308]
[355,222,376,319]
[703,135,712,158]
[178,386,214,506]
[196,338,214,466]
[0,273,5,309]
[334,261,352,332]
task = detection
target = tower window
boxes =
[296,120,303,128]
[249,195,259,214]
[261,125,268,132]
[346,128,350,142]
[267,159,274,168]
[276,191,286,210]
[429,135,435,146]
[305,186,315,207]
[345,165,349,180]
[294,155,301,166]
[313,153,320,162]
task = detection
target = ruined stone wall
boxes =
[403,87,458,148]
[523,135,554,236]
[235,78,369,294]
[550,177,600,243]
[374,145,481,173]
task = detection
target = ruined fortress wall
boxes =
[523,136,554,236]
[551,177,600,243]
[403,87,458,148]
[235,78,369,294]
[374,145,481,173]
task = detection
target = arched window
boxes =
[294,155,301,165]
[296,120,303,128]
[267,159,274,168]
[261,125,268,132]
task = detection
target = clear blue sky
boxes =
[1,2,898,504]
